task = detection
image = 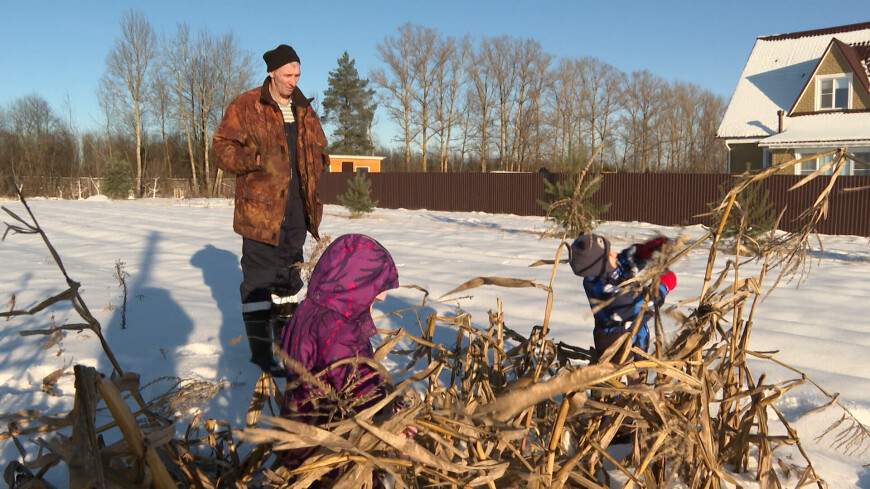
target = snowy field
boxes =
[1,197,869,487]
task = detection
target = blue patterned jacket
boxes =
[581,244,670,351]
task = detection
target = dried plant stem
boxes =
[3,186,126,378]
[94,371,175,489]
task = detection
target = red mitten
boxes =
[636,237,668,260]
[660,271,677,292]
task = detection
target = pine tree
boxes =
[707,178,777,255]
[322,52,377,154]
[337,172,378,218]
[103,157,133,200]
[537,151,611,238]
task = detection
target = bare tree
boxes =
[546,58,583,165]
[433,35,470,172]
[406,25,440,172]
[207,31,257,196]
[161,25,255,196]
[96,74,120,163]
[692,91,727,172]
[468,40,496,172]
[161,24,199,192]
[582,58,623,171]
[509,38,550,171]
[149,62,174,180]
[521,51,551,170]
[104,9,156,197]
[372,24,419,171]
[187,31,222,195]
[595,66,625,170]
[61,93,82,180]
[0,106,8,183]
[454,90,476,171]
[367,29,727,175]
[480,36,517,171]
[618,70,664,172]
[6,94,77,196]
[8,94,61,179]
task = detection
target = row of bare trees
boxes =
[0,95,79,192]
[373,23,727,173]
[1,14,729,199]
[92,10,258,197]
[2,10,258,198]
[2,10,260,198]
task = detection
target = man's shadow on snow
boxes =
[859,468,870,488]
[190,244,253,426]
[100,231,193,390]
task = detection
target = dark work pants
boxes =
[240,121,305,312]
[593,327,647,363]
[239,199,307,311]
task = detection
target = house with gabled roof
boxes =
[717,22,870,175]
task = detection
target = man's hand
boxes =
[243,136,261,168]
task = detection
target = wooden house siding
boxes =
[856,78,870,109]
[793,46,870,113]
[793,48,848,113]
[771,149,797,174]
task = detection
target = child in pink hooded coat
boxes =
[279,234,398,467]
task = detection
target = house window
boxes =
[799,149,870,176]
[355,167,370,173]
[816,75,851,110]
[852,151,870,176]
[800,152,833,175]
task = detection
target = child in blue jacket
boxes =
[569,234,676,363]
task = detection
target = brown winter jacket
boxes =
[213,77,328,245]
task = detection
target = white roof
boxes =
[717,25,870,141]
[328,154,385,160]
[759,112,870,148]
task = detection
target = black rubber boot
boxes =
[243,311,286,378]
[269,301,298,343]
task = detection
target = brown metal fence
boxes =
[320,172,870,237]
[12,173,869,236]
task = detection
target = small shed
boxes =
[327,155,385,173]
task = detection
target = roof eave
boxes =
[760,138,870,149]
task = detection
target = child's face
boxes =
[370,290,388,313]
[608,250,618,268]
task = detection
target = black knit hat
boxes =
[569,234,614,277]
[263,44,300,72]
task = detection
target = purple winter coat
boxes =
[280,234,399,426]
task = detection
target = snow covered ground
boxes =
[1,197,869,487]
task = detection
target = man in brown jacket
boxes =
[213,44,328,377]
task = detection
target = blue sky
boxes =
[2,0,867,144]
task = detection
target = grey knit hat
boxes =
[569,234,614,277]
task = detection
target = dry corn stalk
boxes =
[3,155,870,488]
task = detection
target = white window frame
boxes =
[795,147,870,176]
[815,74,852,111]
[852,150,870,176]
